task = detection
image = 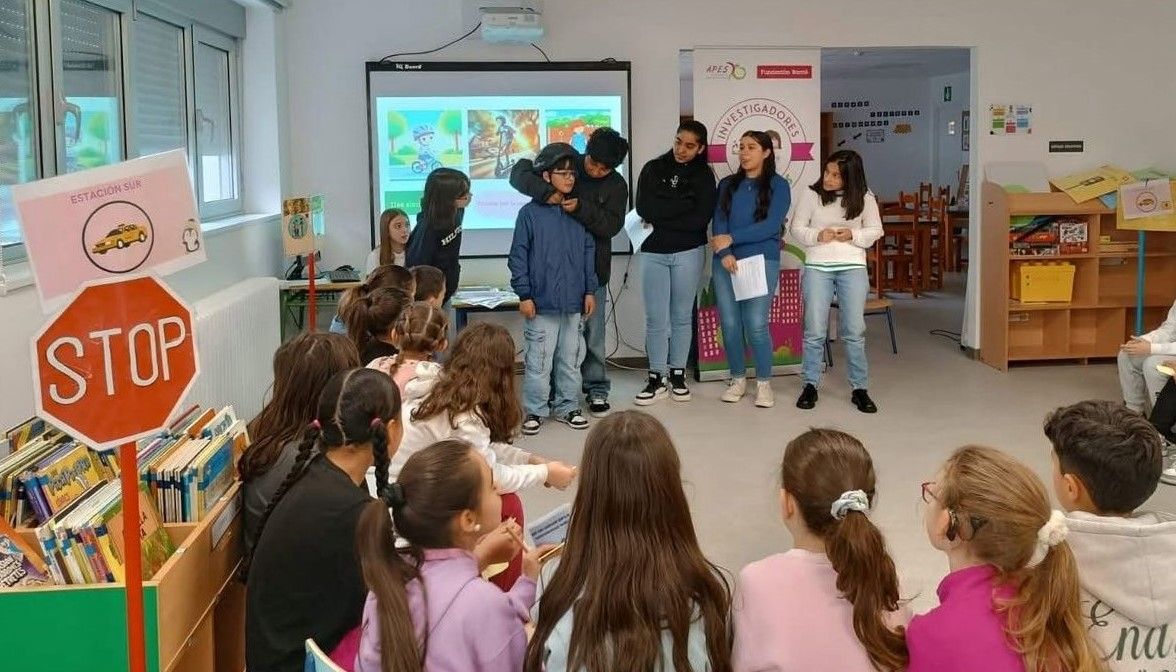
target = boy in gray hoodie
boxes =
[1045,400,1175,670]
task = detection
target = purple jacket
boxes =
[356,548,536,672]
[907,564,1026,672]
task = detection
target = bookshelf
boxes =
[980,182,1176,370]
[2,484,243,672]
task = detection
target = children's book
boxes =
[0,516,51,589]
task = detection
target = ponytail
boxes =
[355,499,424,672]
[343,287,412,353]
[826,511,908,671]
[1004,542,1104,672]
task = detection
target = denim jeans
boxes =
[581,286,610,400]
[643,246,706,374]
[712,256,781,379]
[328,313,347,334]
[802,266,870,389]
[523,312,585,417]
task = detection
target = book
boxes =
[0,516,51,589]
[105,485,176,580]
[5,418,47,452]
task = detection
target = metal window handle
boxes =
[58,99,81,142]
[196,108,216,142]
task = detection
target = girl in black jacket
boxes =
[634,120,718,406]
[405,168,471,305]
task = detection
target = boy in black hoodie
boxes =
[510,127,629,417]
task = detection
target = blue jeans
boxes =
[802,266,869,389]
[643,246,705,374]
[581,286,609,400]
[524,313,585,417]
[712,256,781,379]
[328,313,347,334]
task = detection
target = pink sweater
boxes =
[906,564,1025,672]
[733,549,910,672]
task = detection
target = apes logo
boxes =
[705,61,747,80]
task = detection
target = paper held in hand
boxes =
[623,209,653,252]
[731,253,769,301]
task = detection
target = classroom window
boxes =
[0,0,245,264]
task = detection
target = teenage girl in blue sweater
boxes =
[711,130,791,408]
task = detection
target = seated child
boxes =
[354,439,547,672]
[367,302,448,395]
[330,264,415,335]
[1045,399,1174,672]
[909,445,1104,672]
[734,428,909,672]
[409,265,447,309]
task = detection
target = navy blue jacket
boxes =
[508,201,598,314]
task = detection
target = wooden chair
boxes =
[925,196,949,290]
[877,203,922,297]
[918,182,934,215]
[898,190,920,215]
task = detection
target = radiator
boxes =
[185,277,280,422]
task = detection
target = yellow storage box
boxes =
[1011,262,1076,303]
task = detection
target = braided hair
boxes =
[244,367,401,579]
[385,302,449,378]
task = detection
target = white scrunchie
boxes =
[831,490,870,520]
[1028,509,1069,566]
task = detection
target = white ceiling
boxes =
[679,47,970,80]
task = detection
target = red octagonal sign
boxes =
[31,275,199,449]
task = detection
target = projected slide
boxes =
[374,96,623,233]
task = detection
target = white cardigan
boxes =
[1142,301,1176,356]
[789,188,883,270]
[388,361,548,493]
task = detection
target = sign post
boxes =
[283,196,320,330]
[31,274,199,672]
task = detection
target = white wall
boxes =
[928,72,970,196]
[278,0,1176,353]
[0,5,286,430]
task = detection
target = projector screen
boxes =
[366,61,632,258]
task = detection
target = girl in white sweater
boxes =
[789,150,883,413]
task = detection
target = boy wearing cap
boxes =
[509,142,598,436]
[510,127,629,417]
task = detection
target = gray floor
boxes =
[513,279,1176,612]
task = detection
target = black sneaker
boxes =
[588,397,611,417]
[796,383,818,410]
[522,415,542,435]
[668,368,691,402]
[557,409,589,430]
[634,372,668,406]
[851,389,878,414]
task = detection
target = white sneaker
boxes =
[721,377,747,403]
[755,381,775,408]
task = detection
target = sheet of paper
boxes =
[984,162,1049,193]
[1121,180,1174,220]
[623,209,653,251]
[528,503,572,547]
[731,254,769,301]
[1050,165,1133,203]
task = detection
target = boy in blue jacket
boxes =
[509,143,598,435]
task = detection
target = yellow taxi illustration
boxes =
[91,222,148,254]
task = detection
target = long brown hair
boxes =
[378,208,410,266]
[937,446,1106,672]
[718,130,777,222]
[781,429,906,671]
[245,368,401,577]
[526,411,732,672]
[240,333,359,481]
[381,302,448,380]
[340,264,414,313]
[343,287,413,354]
[355,439,484,672]
[412,323,520,443]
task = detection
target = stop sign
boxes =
[31,275,199,448]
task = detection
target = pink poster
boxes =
[12,150,205,312]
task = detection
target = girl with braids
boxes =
[910,446,1106,672]
[343,286,414,365]
[395,322,576,591]
[366,302,449,396]
[354,440,552,672]
[240,332,359,554]
[330,263,416,335]
[245,368,403,672]
[527,411,732,672]
[711,130,791,409]
[733,429,909,671]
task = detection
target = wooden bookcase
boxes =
[1,484,244,672]
[980,182,1176,370]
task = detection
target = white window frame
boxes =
[126,9,192,161]
[191,25,242,220]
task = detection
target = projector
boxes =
[480,6,544,43]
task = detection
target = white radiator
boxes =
[185,277,280,422]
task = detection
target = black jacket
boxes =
[405,210,462,304]
[509,155,628,284]
[635,152,717,254]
